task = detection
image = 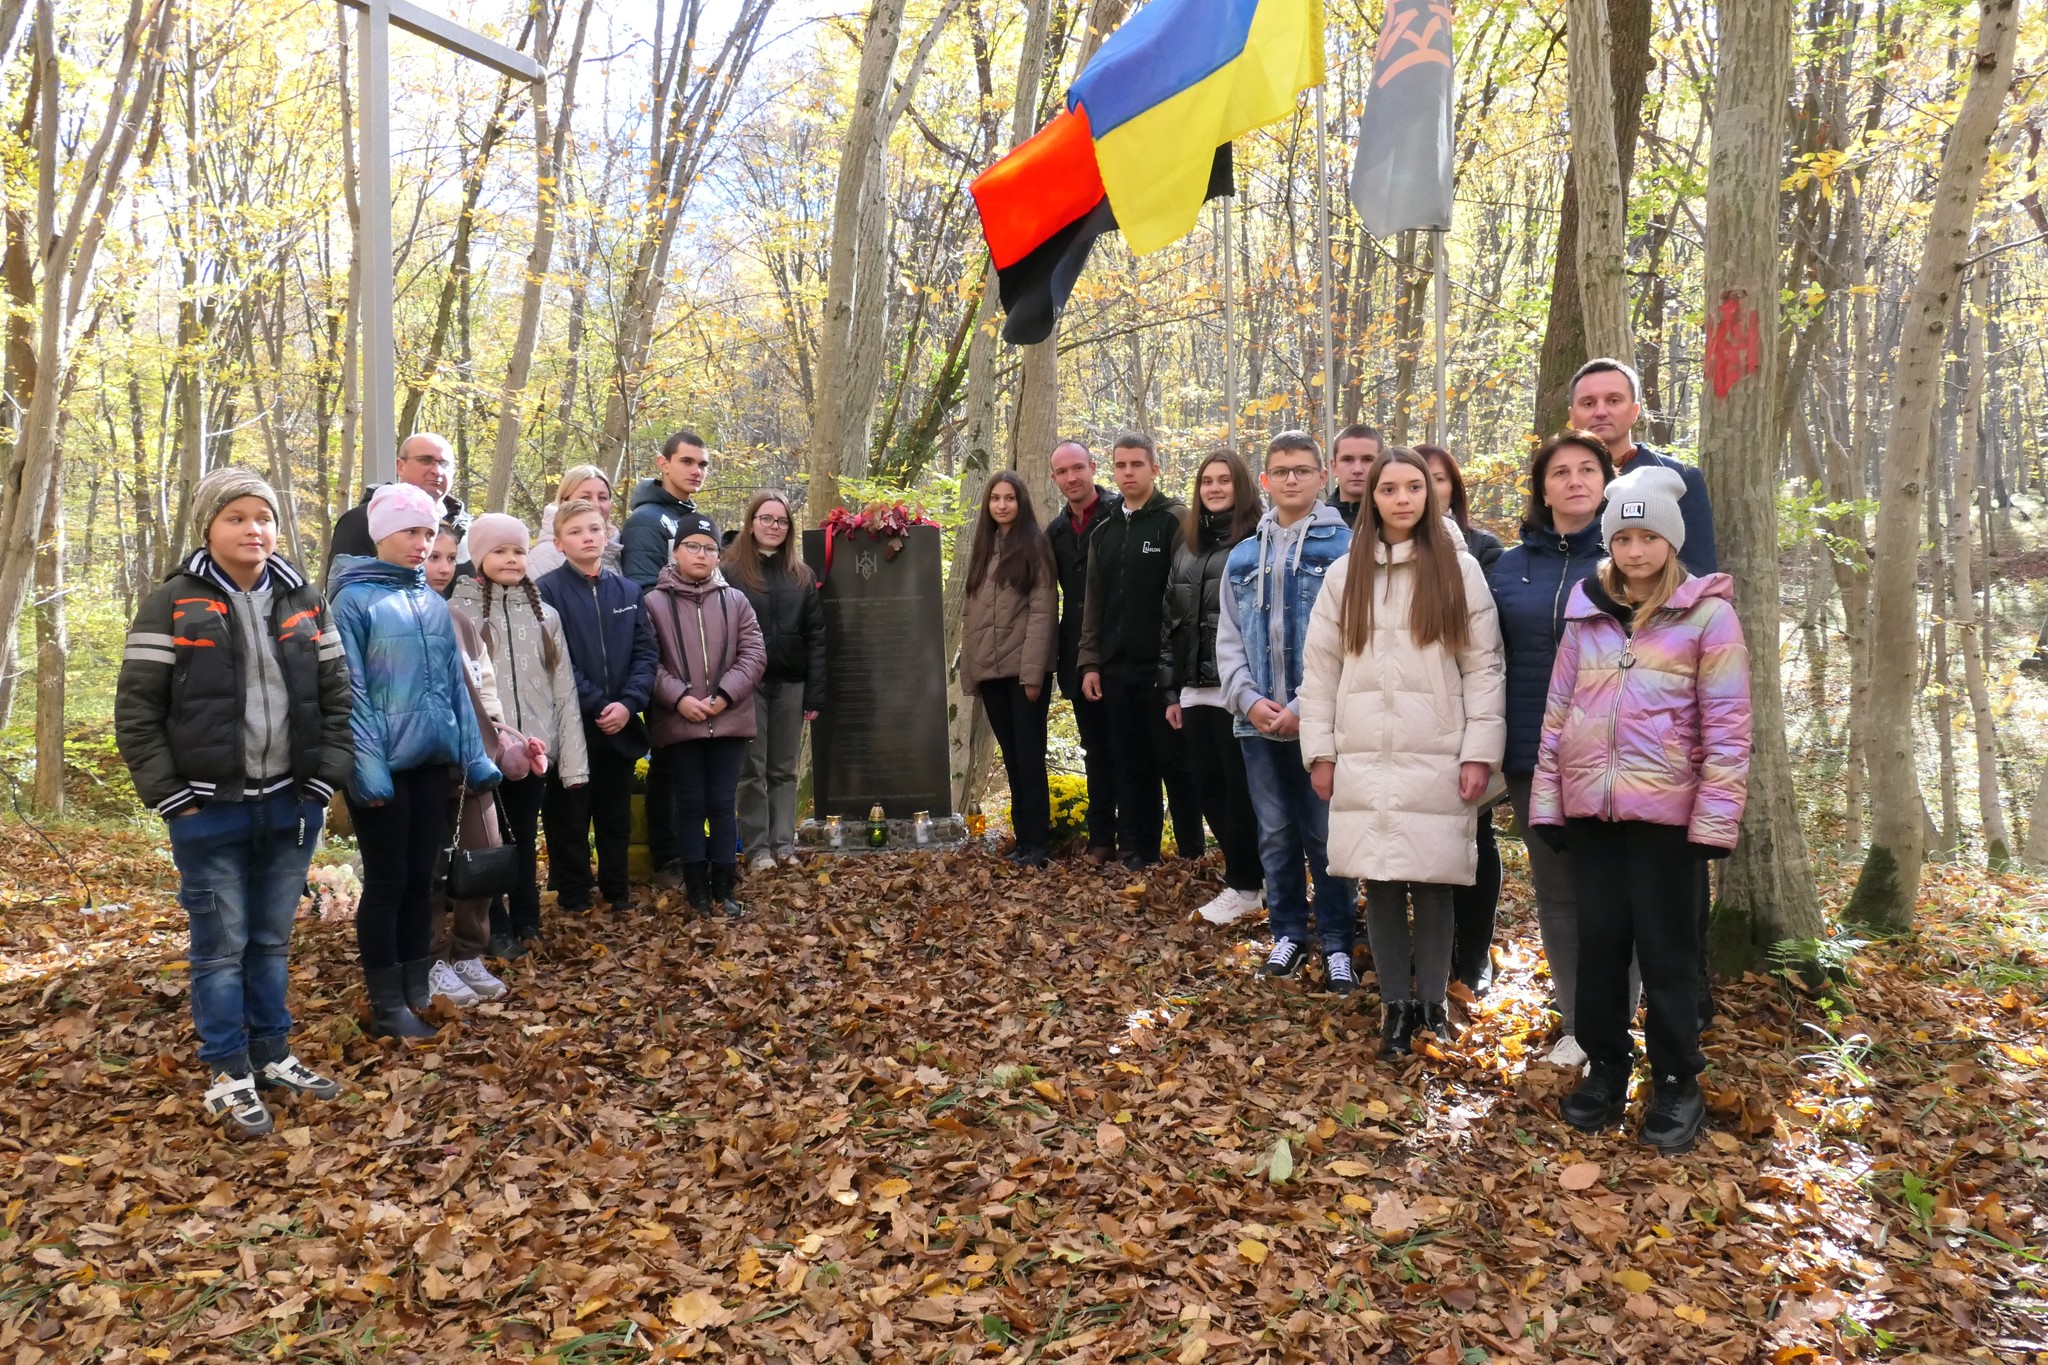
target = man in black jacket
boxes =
[1078,432,1199,870]
[1047,441,1120,862]
[1329,423,1380,529]
[323,432,471,583]
[621,430,709,589]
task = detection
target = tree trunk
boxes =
[31,446,62,811]
[947,0,1056,807]
[487,0,594,513]
[1531,0,1649,435]
[1947,262,2008,865]
[0,0,173,692]
[1562,0,1637,380]
[2024,754,2048,872]
[803,0,908,518]
[1697,0,1822,962]
[1848,0,2017,931]
[595,0,774,472]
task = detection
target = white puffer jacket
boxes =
[1297,537,1505,886]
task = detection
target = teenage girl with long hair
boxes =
[1164,448,1266,923]
[960,472,1059,865]
[1296,447,1505,1062]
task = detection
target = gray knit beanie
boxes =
[1601,464,1688,553]
[189,467,280,548]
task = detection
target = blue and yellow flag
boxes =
[1066,0,1325,255]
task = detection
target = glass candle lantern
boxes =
[913,811,931,845]
[866,805,888,849]
[826,815,844,849]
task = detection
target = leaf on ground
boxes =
[1558,1160,1603,1190]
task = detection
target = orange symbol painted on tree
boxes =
[1705,293,1761,399]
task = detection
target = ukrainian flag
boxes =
[1068,0,1325,255]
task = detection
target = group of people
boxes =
[115,429,828,1137]
[958,358,1748,1155]
[114,356,1751,1157]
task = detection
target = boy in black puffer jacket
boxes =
[116,468,354,1138]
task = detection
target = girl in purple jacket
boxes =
[1530,465,1751,1155]
[645,512,766,918]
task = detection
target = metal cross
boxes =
[338,0,541,484]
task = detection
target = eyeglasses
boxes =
[405,454,454,470]
[1266,467,1321,483]
[677,541,720,557]
[754,515,790,528]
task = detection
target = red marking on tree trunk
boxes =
[1705,294,1761,399]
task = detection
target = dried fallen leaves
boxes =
[0,820,2045,1363]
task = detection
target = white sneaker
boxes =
[1197,887,1262,925]
[748,851,777,874]
[427,959,481,1008]
[450,957,507,1001]
[1544,1035,1589,1070]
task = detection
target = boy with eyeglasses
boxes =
[1215,432,1359,992]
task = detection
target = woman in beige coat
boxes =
[1298,447,1505,1059]
[960,473,1059,866]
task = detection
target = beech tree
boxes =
[1696,0,1823,958]
[1847,0,2020,930]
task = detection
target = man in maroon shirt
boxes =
[1047,441,1120,862]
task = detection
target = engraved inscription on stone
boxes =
[802,526,951,818]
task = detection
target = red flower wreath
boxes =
[820,502,937,579]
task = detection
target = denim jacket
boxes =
[1214,502,1351,740]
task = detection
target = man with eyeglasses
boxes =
[324,432,472,582]
[1215,432,1360,991]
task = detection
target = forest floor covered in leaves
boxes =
[2,818,2046,1364]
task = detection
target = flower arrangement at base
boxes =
[1002,772,1090,852]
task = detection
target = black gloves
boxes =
[1532,825,1568,854]
[1688,841,1732,861]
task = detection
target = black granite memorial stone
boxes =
[801,524,952,818]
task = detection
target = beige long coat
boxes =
[1296,537,1506,886]
[959,532,1057,696]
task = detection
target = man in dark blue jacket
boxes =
[1567,359,1716,575]
[539,501,658,912]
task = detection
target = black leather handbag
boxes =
[443,782,518,901]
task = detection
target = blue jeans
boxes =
[1240,736,1356,955]
[165,791,323,1071]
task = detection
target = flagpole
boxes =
[1433,227,1448,445]
[1221,196,1238,449]
[1315,83,1334,454]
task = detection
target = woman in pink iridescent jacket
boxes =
[1530,465,1751,1158]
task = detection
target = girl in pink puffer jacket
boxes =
[1531,464,1751,1156]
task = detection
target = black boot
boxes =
[364,965,436,1040]
[683,861,712,917]
[1416,1001,1457,1043]
[1378,1002,1417,1060]
[1638,1074,1706,1155]
[1560,1058,1633,1133]
[400,957,438,1018]
[709,862,745,918]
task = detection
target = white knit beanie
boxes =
[1601,465,1688,552]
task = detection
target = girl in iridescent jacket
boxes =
[1531,464,1751,1157]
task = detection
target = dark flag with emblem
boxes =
[1349,0,1455,238]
